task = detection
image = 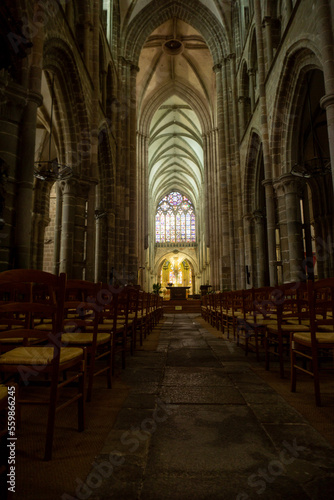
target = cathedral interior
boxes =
[1,0,333,291]
[0,1,334,499]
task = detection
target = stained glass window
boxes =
[155,192,196,243]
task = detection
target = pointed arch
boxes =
[123,0,230,67]
[43,37,91,178]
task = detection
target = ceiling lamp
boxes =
[291,74,331,179]
[34,74,73,182]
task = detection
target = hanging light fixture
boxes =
[34,73,73,182]
[291,74,331,179]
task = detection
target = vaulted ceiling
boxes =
[135,17,215,208]
[127,7,219,210]
[119,0,229,32]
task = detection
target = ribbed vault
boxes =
[149,95,203,207]
[137,17,214,210]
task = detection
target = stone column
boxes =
[229,53,245,289]
[85,184,96,281]
[248,68,256,112]
[253,210,267,287]
[263,17,273,68]
[59,179,77,276]
[72,182,89,279]
[254,0,277,286]
[238,96,245,136]
[243,213,254,288]
[324,214,334,276]
[101,69,107,111]
[53,182,62,276]
[280,174,305,282]
[15,91,43,268]
[203,133,212,272]
[301,189,315,281]
[222,60,234,288]
[274,180,287,281]
[137,131,149,272]
[107,211,116,282]
[94,203,104,282]
[317,0,334,193]
[0,80,27,270]
[129,64,139,283]
[313,217,325,279]
[263,180,278,285]
[30,212,45,270]
[286,0,293,18]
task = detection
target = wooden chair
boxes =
[265,282,309,378]
[0,282,37,354]
[136,291,147,345]
[201,294,209,323]
[237,287,277,361]
[0,269,86,461]
[221,291,234,338]
[291,278,334,406]
[61,279,112,402]
[99,285,129,374]
[125,286,139,354]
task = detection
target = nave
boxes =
[17,314,334,500]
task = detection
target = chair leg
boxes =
[86,353,96,403]
[44,370,59,461]
[78,352,86,431]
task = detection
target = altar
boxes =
[166,286,190,300]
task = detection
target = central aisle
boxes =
[89,314,334,499]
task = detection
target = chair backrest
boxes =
[100,284,130,332]
[64,280,102,334]
[126,286,139,320]
[0,270,66,360]
[308,278,334,333]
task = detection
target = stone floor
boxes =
[87,314,334,500]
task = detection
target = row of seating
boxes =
[201,278,334,407]
[0,269,163,461]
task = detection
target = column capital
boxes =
[253,209,265,223]
[59,178,77,195]
[243,212,254,222]
[320,93,334,110]
[27,90,43,107]
[273,178,285,197]
[262,179,273,188]
[277,173,305,195]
